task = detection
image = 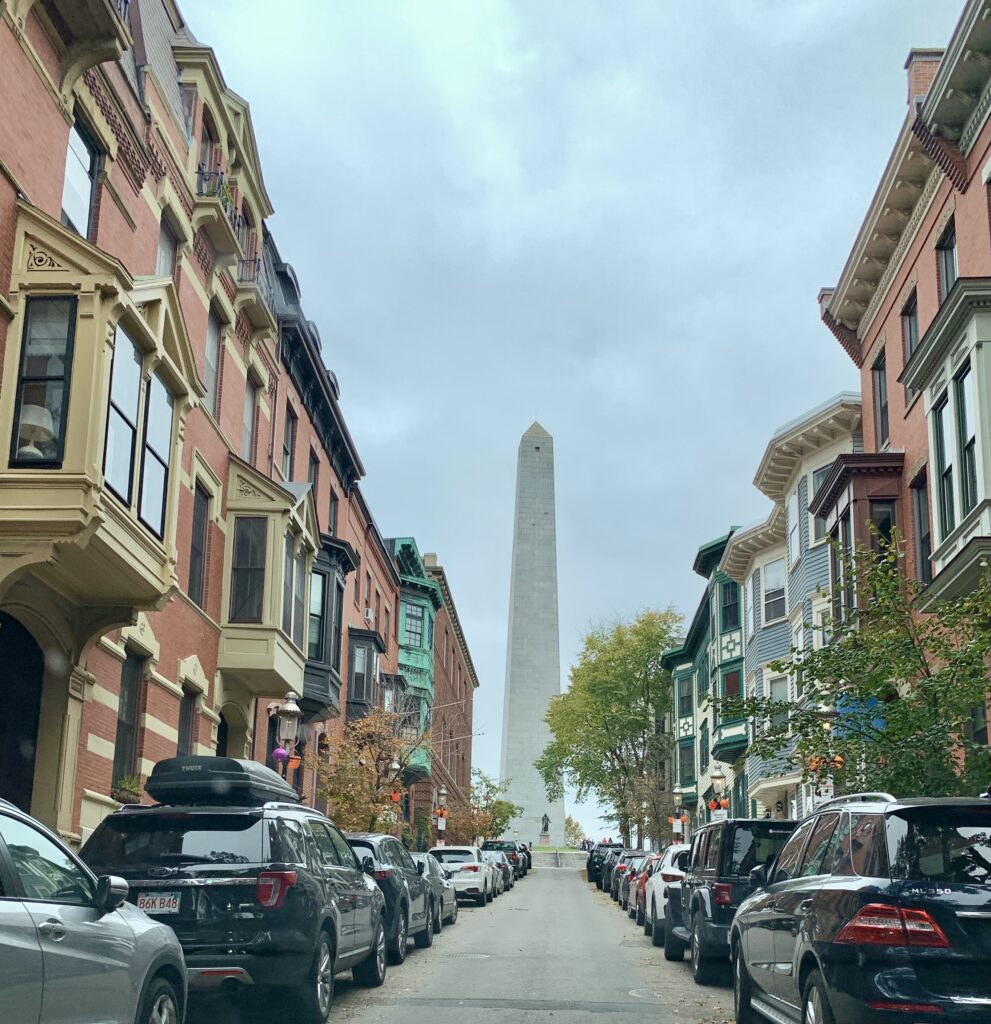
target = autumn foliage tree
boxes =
[564,815,584,848]
[311,708,429,833]
[444,770,521,845]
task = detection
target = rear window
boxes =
[433,849,475,864]
[728,822,796,876]
[82,813,268,872]
[483,841,514,851]
[887,805,991,884]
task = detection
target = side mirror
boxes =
[749,864,768,890]
[416,860,425,876]
[95,875,128,913]
[362,856,374,875]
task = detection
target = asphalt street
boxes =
[188,867,733,1024]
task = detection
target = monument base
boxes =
[538,832,550,846]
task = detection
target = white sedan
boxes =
[644,843,690,942]
[429,845,493,905]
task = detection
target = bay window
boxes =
[308,573,326,662]
[956,363,977,516]
[10,297,76,467]
[138,373,174,537]
[332,580,344,671]
[280,532,308,649]
[935,395,955,539]
[229,516,266,622]
[403,603,424,647]
[720,580,739,631]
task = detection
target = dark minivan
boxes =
[732,794,991,1024]
[81,757,388,1024]
[672,817,797,984]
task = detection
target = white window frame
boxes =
[808,464,832,548]
[746,573,755,638]
[787,491,800,567]
[761,556,787,624]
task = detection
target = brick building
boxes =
[0,0,477,845]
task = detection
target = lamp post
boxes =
[272,693,301,783]
[435,785,448,845]
[709,761,728,817]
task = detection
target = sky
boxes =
[186,0,962,838]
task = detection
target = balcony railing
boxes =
[196,168,243,239]
[237,257,277,313]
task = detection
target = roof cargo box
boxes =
[146,756,299,807]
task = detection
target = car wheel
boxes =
[690,914,719,985]
[137,975,180,1024]
[433,897,443,934]
[486,885,493,904]
[637,899,646,928]
[664,914,686,961]
[353,916,387,987]
[446,896,459,925]
[294,931,335,1023]
[650,901,663,948]
[733,942,757,1024]
[389,906,408,965]
[802,971,836,1024]
[415,900,435,948]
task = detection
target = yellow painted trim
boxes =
[140,713,179,743]
[86,734,116,761]
[149,670,184,701]
[90,684,119,712]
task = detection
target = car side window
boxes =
[308,821,341,868]
[397,846,416,872]
[847,814,888,878]
[691,831,708,871]
[0,816,93,905]
[817,812,853,876]
[277,818,308,866]
[702,829,721,873]
[770,818,815,884]
[799,814,839,877]
[328,827,361,870]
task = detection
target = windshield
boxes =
[887,806,991,884]
[81,813,268,872]
[729,823,796,876]
[433,849,475,863]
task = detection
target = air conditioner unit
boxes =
[364,608,375,626]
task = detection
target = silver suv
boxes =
[0,798,187,1024]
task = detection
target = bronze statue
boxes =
[541,812,551,833]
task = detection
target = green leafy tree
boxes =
[536,609,682,845]
[564,815,584,848]
[717,535,991,797]
[445,769,522,844]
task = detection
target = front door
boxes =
[0,613,44,813]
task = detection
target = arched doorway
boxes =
[0,612,44,811]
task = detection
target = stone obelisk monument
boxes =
[500,422,565,847]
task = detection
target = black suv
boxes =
[81,757,388,1024]
[732,794,991,1024]
[482,840,525,879]
[587,842,622,886]
[346,833,432,964]
[672,817,797,984]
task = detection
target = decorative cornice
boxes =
[822,309,862,367]
[809,452,905,519]
[82,68,149,196]
[912,117,968,192]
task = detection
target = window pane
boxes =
[243,384,257,462]
[352,645,367,701]
[230,517,266,622]
[811,465,831,542]
[308,573,326,661]
[177,689,196,756]
[105,407,137,502]
[332,581,344,671]
[156,221,178,277]
[188,484,209,607]
[204,314,221,414]
[403,603,424,646]
[144,374,173,460]
[139,453,167,535]
[869,501,895,549]
[113,653,143,784]
[293,550,306,648]
[14,381,65,463]
[0,818,92,905]
[282,533,294,635]
[139,376,173,536]
[61,123,96,236]
[110,331,142,420]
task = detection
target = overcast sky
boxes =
[188,1,960,838]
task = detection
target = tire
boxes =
[801,970,837,1024]
[486,885,493,904]
[446,896,459,925]
[636,899,646,928]
[389,906,408,965]
[664,915,686,961]
[414,901,434,948]
[293,931,335,1023]
[353,917,387,988]
[433,897,443,934]
[650,901,663,948]
[690,914,720,985]
[136,975,180,1024]
[733,942,757,1024]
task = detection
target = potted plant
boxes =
[111,775,142,804]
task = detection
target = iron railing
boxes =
[237,256,277,313]
[196,168,242,240]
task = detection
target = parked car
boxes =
[732,794,991,1024]
[519,842,533,873]
[645,843,689,941]
[482,839,525,878]
[483,850,515,892]
[430,845,492,905]
[482,851,507,896]
[411,852,458,930]
[619,854,645,910]
[587,841,622,887]
[611,850,643,901]
[599,846,626,894]
[630,851,662,924]
[669,816,797,984]
[0,797,187,1024]
[81,756,387,1024]
[345,832,433,962]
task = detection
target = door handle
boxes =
[37,919,66,940]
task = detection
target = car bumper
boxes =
[698,918,730,955]
[186,951,311,990]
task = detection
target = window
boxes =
[762,558,785,622]
[230,516,266,622]
[328,491,338,536]
[403,603,424,647]
[678,741,695,785]
[138,373,174,537]
[350,643,374,703]
[375,590,381,633]
[113,652,144,786]
[935,395,955,539]
[179,86,196,142]
[10,297,76,467]
[677,674,692,717]
[242,380,258,463]
[282,532,294,636]
[937,221,957,303]
[872,350,889,448]
[968,703,989,746]
[104,330,143,504]
[831,511,855,623]
[702,828,721,872]
[0,817,92,905]
[156,218,179,277]
[177,687,197,756]
[902,290,920,360]
[292,549,306,649]
[308,573,326,662]
[61,120,98,238]
[331,580,344,671]
[383,607,391,651]
[768,676,789,731]
[281,404,296,479]
[699,721,709,772]
[308,451,319,490]
[956,364,978,516]
[787,491,800,565]
[770,818,815,884]
[746,574,755,636]
[792,620,804,696]
[188,484,210,607]
[869,500,896,551]
[204,312,221,416]
[365,571,371,613]
[723,668,742,703]
[720,581,739,632]
[354,573,359,606]
[811,464,831,543]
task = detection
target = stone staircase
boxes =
[531,849,588,870]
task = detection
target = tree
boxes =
[717,535,991,798]
[564,815,584,848]
[444,769,522,845]
[536,609,682,845]
[311,708,429,832]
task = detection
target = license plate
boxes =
[137,892,180,914]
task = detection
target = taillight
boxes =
[713,883,733,907]
[835,904,950,948]
[510,854,518,862]
[373,869,392,881]
[616,865,627,874]
[660,871,680,883]
[462,864,479,872]
[256,870,296,909]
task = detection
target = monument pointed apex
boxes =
[523,421,551,440]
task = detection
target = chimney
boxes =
[904,48,944,110]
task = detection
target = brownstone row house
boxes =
[0,0,478,846]
[816,5,991,745]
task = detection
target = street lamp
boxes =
[439,785,447,809]
[435,785,448,844]
[271,693,302,782]
[710,761,726,796]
